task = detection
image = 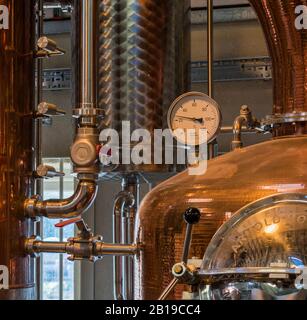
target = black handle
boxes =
[184,207,201,225]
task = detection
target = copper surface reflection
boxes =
[134,137,307,299]
[0,0,36,300]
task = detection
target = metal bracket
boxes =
[192,57,272,83]
[262,112,307,126]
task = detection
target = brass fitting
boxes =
[71,127,100,174]
[232,105,260,151]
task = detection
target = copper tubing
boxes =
[249,0,307,135]
[0,0,36,300]
[24,178,98,219]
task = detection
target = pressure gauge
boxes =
[167,92,222,146]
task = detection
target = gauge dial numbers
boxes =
[167,92,222,146]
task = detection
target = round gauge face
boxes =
[167,92,222,146]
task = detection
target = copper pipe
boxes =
[0,0,36,300]
[249,0,307,136]
[24,177,98,219]
[34,0,44,300]
[35,0,43,195]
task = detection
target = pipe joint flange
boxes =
[262,112,307,126]
[25,236,41,258]
[66,235,103,263]
[24,195,42,219]
[172,262,200,285]
[71,127,100,172]
[72,107,105,119]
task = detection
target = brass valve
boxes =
[36,36,66,58]
[36,102,66,118]
[35,164,65,179]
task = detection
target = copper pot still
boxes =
[134,0,307,300]
[0,0,36,299]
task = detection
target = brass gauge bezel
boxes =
[167,91,222,146]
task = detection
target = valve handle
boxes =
[158,208,201,300]
[35,164,65,179]
[55,217,82,228]
[183,207,201,225]
[182,207,201,263]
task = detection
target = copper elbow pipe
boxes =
[24,178,98,219]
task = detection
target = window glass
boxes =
[41,158,76,300]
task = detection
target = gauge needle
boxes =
[176,116,204,124]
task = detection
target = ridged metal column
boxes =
[98,0,190,173]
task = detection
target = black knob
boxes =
[184,208,201,225]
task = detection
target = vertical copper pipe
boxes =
[0,0,36,299]
[35,0,44,301]
[249,0,307,136]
